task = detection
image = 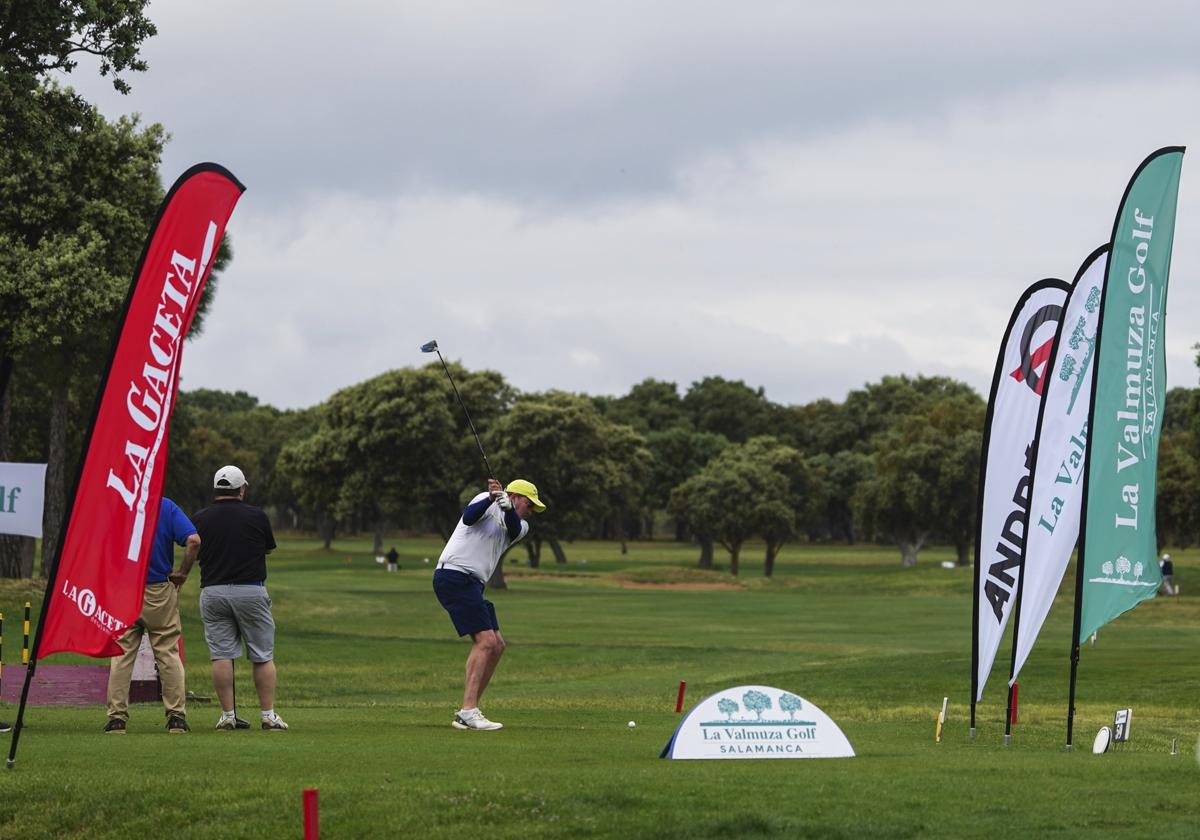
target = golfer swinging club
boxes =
[433,477,545,730]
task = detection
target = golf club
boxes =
[420,339,496,481]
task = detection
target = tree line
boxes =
[3,3,1199,583]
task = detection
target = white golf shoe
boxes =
[452,709,503,730]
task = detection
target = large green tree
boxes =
[0,1,158,576]
[807,449,874,542]
[852,381,984,566]
[644,426,728,540]
[487,390,651,571]
[736,437,819,576]
[682,376,776,443]
[669,439,792,576]
[0,96,167,573]
[165,389,317,518]
[604,378,688,434]
[278,364,514,554]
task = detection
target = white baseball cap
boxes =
[214,465,247,491]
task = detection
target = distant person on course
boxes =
[433,478,545,731]
[183,465,289,731]
[1159,553,1178,596]
[104,497,199,734]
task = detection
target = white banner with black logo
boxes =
[0,462,47,538]
[1010,246,1109,683]
[972,280,1069,703]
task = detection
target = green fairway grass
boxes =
[0,539,1195,838]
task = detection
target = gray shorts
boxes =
[199,585,276,662]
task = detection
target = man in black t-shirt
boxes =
[179,465,288,731]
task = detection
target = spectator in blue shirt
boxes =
[103,497,199,734]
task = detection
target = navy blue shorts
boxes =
[433,569,499,637]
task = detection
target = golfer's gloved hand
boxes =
[493,490,513,511]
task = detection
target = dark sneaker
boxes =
[261,713,289,731]
[0,721,12,733]
[167,715,190,733]
[104,719,127,735]
[234,716,251,730]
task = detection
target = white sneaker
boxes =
[452,709,503,730]
[262,712,289,731]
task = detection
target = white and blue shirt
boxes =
[436,492,528,583]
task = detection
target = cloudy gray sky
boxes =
[70,1,1200,409]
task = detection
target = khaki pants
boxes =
[106,582,186,720]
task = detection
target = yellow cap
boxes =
[505,479,546,513]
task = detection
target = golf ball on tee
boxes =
[628,721,636,729]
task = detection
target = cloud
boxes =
[62,3,1200,408]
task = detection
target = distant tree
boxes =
[605,378,687,434]
[779,693,802,719]
[718,698,739,720]
[682,376,775,443]
[666,470,719,569]
[1156,431,1199,547]
[742,690,772,720]
[775,398,854,456]
[488,390,651,570]
[288,365,512,556]
[645,426,727,539]
[166,390,316,519]
[670,450,787,576]
[807,450,874,542]
[851,377,983,567]
[277,424,353,549]
[737,437,819,576]
[843,375,979,450]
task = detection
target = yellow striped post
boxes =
[22,602,30,665]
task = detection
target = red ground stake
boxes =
[674,680,687,713]
[303,788,319,840]
[1009,683,1019,725]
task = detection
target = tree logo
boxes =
[779,693,803,719]
[1091,554,1156,588]
[1056,284,1101,413]
[742,690,772,720]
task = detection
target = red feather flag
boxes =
[37,164,244,658]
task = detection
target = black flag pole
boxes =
[1064,542,1088,751]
